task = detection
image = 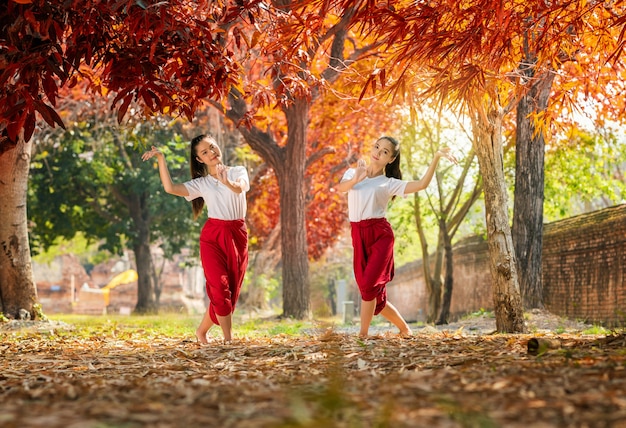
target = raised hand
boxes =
[436,147,459,165]
[354,159,368,182]
[141,146,162,161]
[215,164,229,184]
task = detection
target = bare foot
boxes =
[196,330,209,345]
[398,329,412,338]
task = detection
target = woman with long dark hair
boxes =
[142,135,249,344]
[335,136,456,338]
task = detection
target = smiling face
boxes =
[194,138,222,168]
[369,138,398,168]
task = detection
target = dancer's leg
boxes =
[216,314,233,342]
[196,305,215,345]
[359,299,377,338]
[379,302,411,336]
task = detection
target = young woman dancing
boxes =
[335,136,457,338]
[142,134,249,344]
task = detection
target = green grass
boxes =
[47,312,318,340]
[50,313,199,336]
[461,308,494,319]
[582,325,611,335]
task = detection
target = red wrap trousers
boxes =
[350,217,395,315]
[199,218,248,325]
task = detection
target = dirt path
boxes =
[1,311,624,428]
[333,308,596,336]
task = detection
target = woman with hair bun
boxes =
[335,136,457,338]
[142,134,249,344]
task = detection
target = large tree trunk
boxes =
[0,138,40,320]
[128,195,157,314]
[512,71,555,309]
[276,99,311,319]
[472,107,526,333]
[226,92,311,319]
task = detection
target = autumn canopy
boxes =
[0,0,252,150]
[1,0,625,331]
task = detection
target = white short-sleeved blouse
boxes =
[341,168,407,222]
[184,166,249,220]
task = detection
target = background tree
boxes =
[543,129,626,220]
[396,106,482,324]
[510,3,626,310]
[215,2,396,318]
[28,101,199,313]
[0,0,251,319]
[511,29,557,310]
[326,0,626,332]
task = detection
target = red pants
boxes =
[199,218,248,325]
[350,218,394,315]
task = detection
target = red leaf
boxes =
[117,94,133,123]
[358,74,374,102]
[23,114,36,141]
[6,112,26,142]
[33,101,56,127]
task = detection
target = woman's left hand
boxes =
[437,147,459,165]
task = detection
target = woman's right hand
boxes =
[354,159,367,182]
[141,146,162,161]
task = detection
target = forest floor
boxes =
[1,309,625,428]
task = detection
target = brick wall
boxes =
[34,254,92,314]
[542,204,626,326]
[34,251,200,315]
[387,204,626,326]
[387,236,493,323]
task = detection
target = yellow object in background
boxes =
[102,270,138,306]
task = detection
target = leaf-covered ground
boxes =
[1,314,625,428]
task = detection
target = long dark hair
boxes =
[189,134,213,219]
[380,136,402,180]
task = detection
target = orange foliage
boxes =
[302,1,624,133]
[237,4,399,260]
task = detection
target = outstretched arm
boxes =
[141,146,190,197]
[404,148,458,195]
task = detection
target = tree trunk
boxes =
[225,92,310,319]
[436,219,454,325]
[128,196,157,314]
[471,107,526,333]
[276,99,311,319]
[0,138,39,320]
[512,71,555,309]
[226,96,311,318]
[414,194,443,323]
[133,239,157,314]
